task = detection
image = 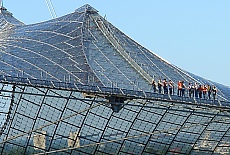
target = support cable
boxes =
[132,102,230,117]
[91,15,153,84]
[0,100,104,144]
[45,0,54,19]
[48,0,57,18]
[44,0,57,19]
[33,117,230,155]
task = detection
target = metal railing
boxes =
[0,75,229,109]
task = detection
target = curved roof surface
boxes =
[0,4,229,101]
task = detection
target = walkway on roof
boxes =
[0,75,229,110]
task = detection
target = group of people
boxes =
[151,79,218,100]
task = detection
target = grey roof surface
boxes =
[0,4,229,101]
[0,4,230,155]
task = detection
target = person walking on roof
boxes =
[158,79,162,94]
[188,82,194,98]
[151,79,157,93]
[194,83,199,98]
[202,84,207,99]
[212,85,217,100]
[207,84,212,99]
[191,83,195,98]
[168,80,174,95]
[163,79,168,94]
[177,80,182,96]
[181,81,186,97]
[198,84,203,98]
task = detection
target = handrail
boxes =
[0,75,229,109]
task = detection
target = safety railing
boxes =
[0,75,229,108]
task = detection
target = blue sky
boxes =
[4,0,230,86]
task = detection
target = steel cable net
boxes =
[0,83,229,155]
[0,83,13,135]
[0,4,230,155]
[0,4,229,101]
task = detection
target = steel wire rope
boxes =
[90,16,147,90]
[88,29,98,41]
[212,126,230,153]
[6,13,85,50]
[6,35,74,57]
[144,99,219,111]
[33,116,230,155]
[45,0,54,19]
[92,42,137,89]
[4,39,83,83]
[125,102,230,117]
[110,24,168,83]
[99,19,153,85]
[0,70,10,77]
[0,59,36,79]
[136,46,171,83]
[44,0,57,19]
[93,59,113,86]
[139,45,192,84]
[0,52,54,80]
[92,15,195,96]
[47,0,57,18]
[78,13,102,87]
[116,99,230,117]
[0,84,15,136]
[170,65,192,83]
[86,23,127,87]
[49,21,83,38]
[25,28,76,40]
[0,99,105,144]
[1,12,85,83]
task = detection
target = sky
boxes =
[3,0,230,86]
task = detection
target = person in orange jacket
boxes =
[198,84,203,98]
[202,85,207,99]
[177,80,182,96]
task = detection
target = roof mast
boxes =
[0,0,8,14]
